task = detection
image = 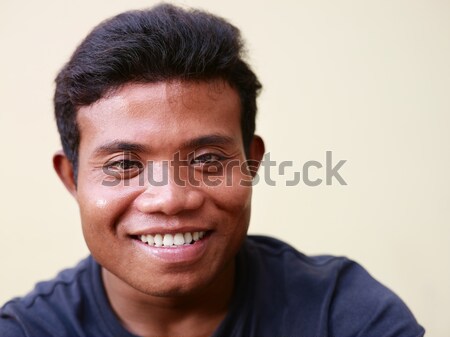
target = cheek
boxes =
[204,163,254,217]
[208,182,253,232]
[222,165,253,211]
[76,184,141,237]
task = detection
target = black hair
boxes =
[54,3,262,180]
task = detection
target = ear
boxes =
[247,135,265,177]
[53,150,77,198]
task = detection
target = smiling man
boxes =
[0,4,424,337]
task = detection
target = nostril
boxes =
[135,188,204,215]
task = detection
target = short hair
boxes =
[54,3,262,180]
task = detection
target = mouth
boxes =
[133,231,211,248]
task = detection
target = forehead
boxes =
[78,79,239,118]
[76,80,243,153]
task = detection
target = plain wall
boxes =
[1,0,449,335]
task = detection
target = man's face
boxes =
[73,80,260,296]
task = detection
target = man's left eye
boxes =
[191,153,225,165]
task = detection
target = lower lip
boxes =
[132,234,210,263]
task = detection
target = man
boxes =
[0,4,424,337]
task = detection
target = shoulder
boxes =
[0,256,94,337]
[242,235,358,305]
[243,235,353,282]
[0,316,26,337]
[243,236,425,337]
[327,257,425,337]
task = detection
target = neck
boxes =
[102,262,235,337]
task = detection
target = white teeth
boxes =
[174,233,185,246]
[184,232,193,244]
[139,231,206,247]
[154,234,163,247]
[163,234,174,247]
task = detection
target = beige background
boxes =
[1,0,449,335]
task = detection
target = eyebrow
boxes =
[92,134,235,157]
[181,134,235,149]
[93,141,150,157]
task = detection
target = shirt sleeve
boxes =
[329,261,425,337]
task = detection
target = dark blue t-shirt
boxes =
[0,236,424,337]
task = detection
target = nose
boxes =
[135,163,205,215]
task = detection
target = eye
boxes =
[109,160,143,170]
[191,153,225,166]
[103,159,144,179]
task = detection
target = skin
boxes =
[54,79,265,337]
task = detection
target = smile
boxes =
[139,231,207,248]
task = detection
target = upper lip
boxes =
[129,226,211,236]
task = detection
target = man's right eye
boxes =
[103,159,144,178]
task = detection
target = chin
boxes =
[132,273,216,298]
